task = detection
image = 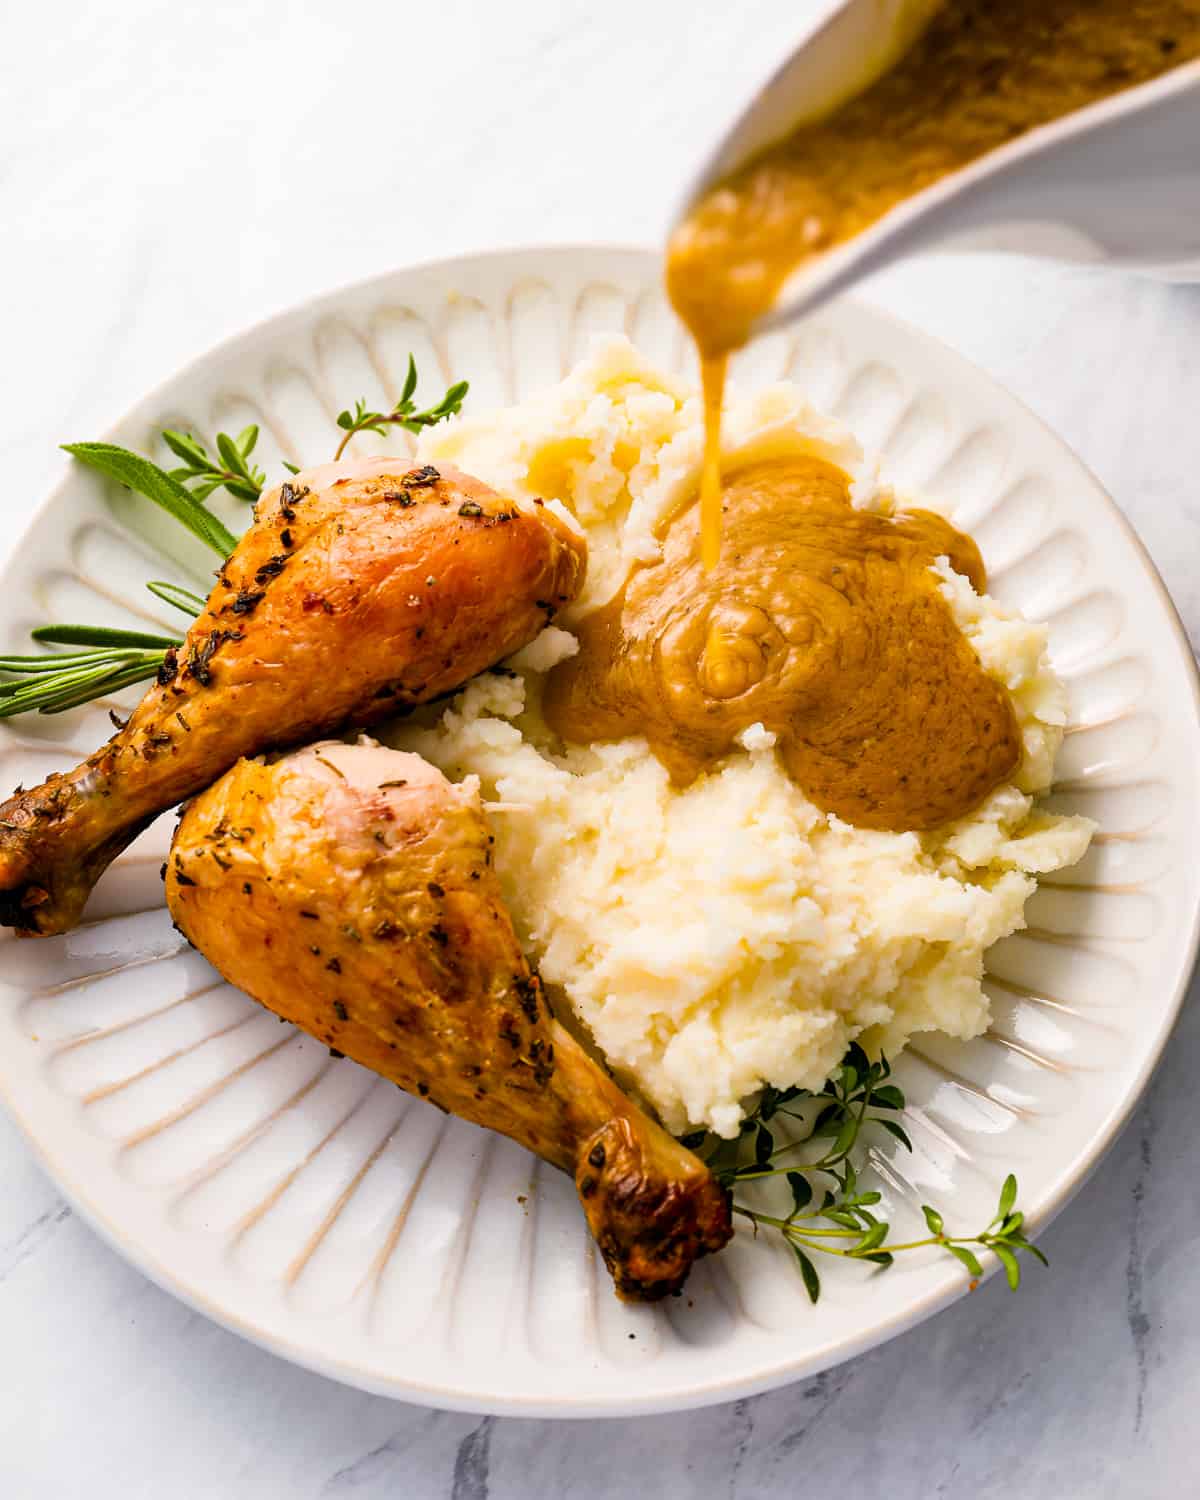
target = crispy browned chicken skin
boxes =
[0,458,585,935]
[165,741,732,1301]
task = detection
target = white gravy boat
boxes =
[671,0,1200,339]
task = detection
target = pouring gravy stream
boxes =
[674,0,1200,562]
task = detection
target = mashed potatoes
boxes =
[389,339,1094,1137]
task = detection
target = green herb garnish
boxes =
[0,625,179,718]
[161,424,266,505]
[61,442,238,557]
[145,581,207,620]
[333,356,468,460]
[689,1043,1046,1303]
[2,358,466,718]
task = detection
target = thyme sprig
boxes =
[333,356,468,460]
[3,358,465,718]
[162,424,265,504]
[688,1044,1046,1303]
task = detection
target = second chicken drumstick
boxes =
[165,739,733,1301]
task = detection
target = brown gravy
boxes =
[543,454,1020,830]
[668,0,1200,565]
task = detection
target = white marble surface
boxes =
[3,1,1200,1494]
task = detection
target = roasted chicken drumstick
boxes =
[165,740,733,1301]
[0,458,585,935]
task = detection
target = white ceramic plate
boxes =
[1,246,1197,1418]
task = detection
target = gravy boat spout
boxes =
[672,0,1200,341]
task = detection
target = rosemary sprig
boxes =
[162,424,265,504]
[4,357,466,718]
[688,1044,1046,1303]
[30,624,180,649]
[146,580,207,619]
[333,356,468,460]
[0,624,182,717]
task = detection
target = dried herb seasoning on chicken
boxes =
[165,739,732,1301]
[0,458,585,935]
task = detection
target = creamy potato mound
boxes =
[389,338,1094,1137]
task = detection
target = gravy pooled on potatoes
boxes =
[544,453,1020,831]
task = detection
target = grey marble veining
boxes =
[2,1,1198,1495]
